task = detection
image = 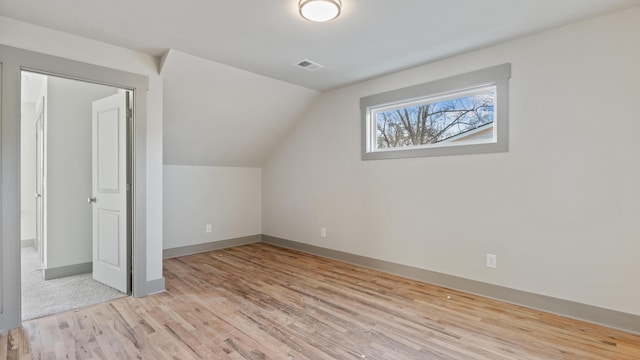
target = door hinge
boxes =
[126,183,131,192]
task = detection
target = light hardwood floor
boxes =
[2,243,640,359]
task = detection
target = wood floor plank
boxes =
[3,242,640,359]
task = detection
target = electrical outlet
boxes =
[320,227,327,238]
[486,253,497,268]
[206,224,212,233]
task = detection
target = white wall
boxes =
[262,7,640,316]
[161,49,319,167]
[163,165,261,250]
[45,77,117,269]
[160,49,315,251]
[0,16,164,282]
[20,102,36,241]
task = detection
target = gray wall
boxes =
[262,8,640,316]
[45,76,116,269]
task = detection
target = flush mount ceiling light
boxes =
[299,0,342,22]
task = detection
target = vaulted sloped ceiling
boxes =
[161,49,320,167]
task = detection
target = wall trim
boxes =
[43,262,92,280]
[144,278,166,295]
[163,235,261,259]
[21,239,35,248]
[262,235,640,335]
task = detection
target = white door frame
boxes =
[0,45,151,332]
[35,96,45,264]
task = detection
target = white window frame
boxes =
[361,63,511,160]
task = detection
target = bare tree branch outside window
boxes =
[375,92,495,149]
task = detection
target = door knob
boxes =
[88,196,97,203]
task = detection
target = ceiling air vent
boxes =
[295,59,324,71]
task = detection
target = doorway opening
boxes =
[20,70,132,321]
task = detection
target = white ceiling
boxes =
[1,0,639,91]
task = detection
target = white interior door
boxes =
[91,91,129,293]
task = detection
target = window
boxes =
[361,63,510,160]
